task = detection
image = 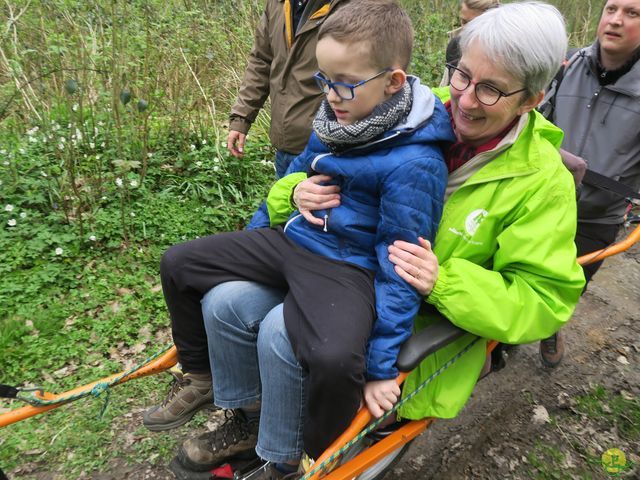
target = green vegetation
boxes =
[0,0,608,477]
[575,385,640,442]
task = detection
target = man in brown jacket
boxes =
[227,0,346,178]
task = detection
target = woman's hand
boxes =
[388,237,439,296]
[364,379,401,418]
[292,175,341,226]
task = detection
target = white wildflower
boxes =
[59,136,66,143]
[41,171,48,177]
[147,152,153,158]
[213,158,220,163]
[100,142,105,148]
[75,128,82,140]
[190,144,196,151]
[19,148,25,154]
[58,143,64,150]
[5,204,14,212]
[7,218,16,227]
[0,149,6,154]
[202,139,207,145]
[98,121,104,126]
[55,247,63,255]
[129,179,138,188]
[3,161,10,166]
[28,136,37,143]
[19,212,26,218]
[94,127,98,135]
[213,165,220,172]
[130,212,136,217]
[195,161,203,167]
[89,142,95,149]
[89,235,97,242]
[115,177,123,187]
[72,103,79,112]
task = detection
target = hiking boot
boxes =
[143,371,215,431]
[242,462,300,480]
[539,332,565,368]
[177,409,260,472]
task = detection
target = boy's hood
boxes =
[380,75,455,148]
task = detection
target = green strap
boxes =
[17,344,174,418]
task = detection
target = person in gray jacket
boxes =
[540,0,640,367]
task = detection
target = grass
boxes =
[574,385,640,442]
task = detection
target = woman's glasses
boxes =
[446,63,527,106]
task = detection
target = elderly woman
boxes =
[177,0,585,472]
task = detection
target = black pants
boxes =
[576,221,621,286]
[160,227,376,457]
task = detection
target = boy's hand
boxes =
[364,379,401,418]
[293,175,341,226]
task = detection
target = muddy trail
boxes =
[8,240,639,480]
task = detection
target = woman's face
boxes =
[449,42,541,147]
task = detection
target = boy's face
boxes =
[315,37,394,125]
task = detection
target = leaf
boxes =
[616,355,630,365]
[532,405,551,424]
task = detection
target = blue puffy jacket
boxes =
[249,77,455,379]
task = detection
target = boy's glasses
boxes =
[446,63,527,106]
[313,68,392,101]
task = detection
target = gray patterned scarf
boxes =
[312,81,413,152]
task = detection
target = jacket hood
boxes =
[348,76,456,154]
[582,43,640,97]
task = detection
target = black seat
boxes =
[396,309,468,372]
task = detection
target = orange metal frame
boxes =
[1,223,639,479]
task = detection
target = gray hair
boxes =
[459,1,567,97]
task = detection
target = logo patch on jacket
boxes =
[449,209,488,245]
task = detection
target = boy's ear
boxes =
[385,69,407,95]
[517,90,545,115]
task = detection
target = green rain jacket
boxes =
[264,87,585,420]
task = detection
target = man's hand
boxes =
[227,130,247,158]
[292,175,341,226]
[364,378,401,418]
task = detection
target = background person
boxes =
[439,0,500,87]
[227,0,345,178]
[538,0,640,367]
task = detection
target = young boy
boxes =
[151,0,454,476]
